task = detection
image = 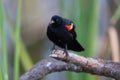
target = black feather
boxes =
[47,15,84,52]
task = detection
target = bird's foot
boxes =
[49,44,57,54]
[49,47,57,54]
[49,49,56,54]
[63,50,68,57]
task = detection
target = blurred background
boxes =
[0,0,120,80]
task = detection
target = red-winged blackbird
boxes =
[47,15,84,55]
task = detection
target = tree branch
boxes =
[19,50,120,80]
[50,50,120,79]
[19,58,82,80]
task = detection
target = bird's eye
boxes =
[50,20,55,24]
[55,19,61,24]
[56,19,59,22]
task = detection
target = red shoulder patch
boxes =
[65,23,73,31]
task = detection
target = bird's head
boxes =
[49,15,63,27]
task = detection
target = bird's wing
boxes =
[69,24,76,38]
[63,18,77,38]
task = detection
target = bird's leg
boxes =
[51,44,56,50]
[63,44,68,56]
[49,44,56,54]
[52,44,58,53]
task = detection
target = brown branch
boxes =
[19,50,120,80]
[19,58,82,80]
[50,50,120,79]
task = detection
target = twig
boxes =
[19,50,120,80]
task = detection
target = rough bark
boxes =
[19,58,82,80]
[19,50,120,80]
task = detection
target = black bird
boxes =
[47,15,84,55]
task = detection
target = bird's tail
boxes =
[69,39,84,52]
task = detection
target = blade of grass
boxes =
[59,0,99,80]
[1,19,8,80]
[14,0,22,80]
[75,0,93,80]
[86,0,99,80]
[0,0,9,80]
[73,0,88,80]
[74,0,99,80]
[0,64,3,80]
[20,42,33,70]
[0,35,3,80]
[0,0,3,78]
[4,5,33,72]
[87,0,99,57]
[9,25,33,71]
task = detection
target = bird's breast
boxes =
[47,26,73,43]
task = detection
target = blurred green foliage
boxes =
[60,0,99,80]
[13,0,22,80]
[0,0,120,80]
[0,0,8,80]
